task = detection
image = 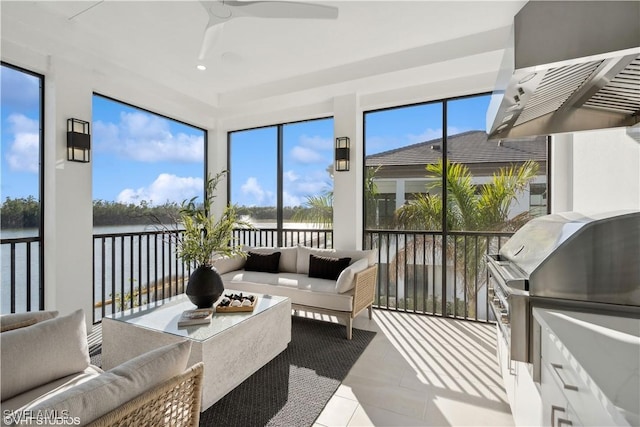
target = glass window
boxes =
[92,95,206,226]
[283,118,333,229]
[229,118,334,246]
[229,126,278,228]
[91,95,206,318]
[1,64,44,313]
[365,103,443,230]
[364,93,549,321]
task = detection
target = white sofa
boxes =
[0,309,203,426]
[213,245,378,339]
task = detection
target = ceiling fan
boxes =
[198,0,339,60]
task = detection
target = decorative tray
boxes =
[215,293,257,313]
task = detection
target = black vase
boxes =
[186,265,225,308]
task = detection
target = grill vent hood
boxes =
[487,1,640,140]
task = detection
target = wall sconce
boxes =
[335,136,350,172]
[67,118,91,163]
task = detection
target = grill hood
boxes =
[487,1,640,140]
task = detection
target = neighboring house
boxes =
[365,130,548,226]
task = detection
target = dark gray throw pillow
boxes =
[308,254,352,281]
[244,251,281,273]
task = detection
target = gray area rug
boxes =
[90,316,375,427]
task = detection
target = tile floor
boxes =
[311,310,515,427]
[89,309,514,426]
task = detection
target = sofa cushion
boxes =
[221,273,354,312]
[244,251,281,273]
[0,310,58,333]
[246,246,298,273]
[308,254,351,281]
[0,309,89,401]
[23,340,192,426]
[336,258,370,293]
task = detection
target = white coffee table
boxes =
[101,292,291,411]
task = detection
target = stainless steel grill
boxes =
[487,210,640,363]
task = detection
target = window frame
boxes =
[226,116,334,246]
[1,61,46,311]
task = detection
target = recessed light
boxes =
[197,64,207,71]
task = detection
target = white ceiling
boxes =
[1,1,527,120]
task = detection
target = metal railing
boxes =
[365,229,513,322]
[93,227,332,324]
[93,229,192,324]
[232,228,333,248]
[0,236,43,313]
[6,227,512,324]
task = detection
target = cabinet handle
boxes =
[551,405,565,427]
[551,363,579,391]
[551,406,573,427]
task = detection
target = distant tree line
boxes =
[1,197,315,229]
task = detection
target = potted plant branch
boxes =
[177,170,250,308]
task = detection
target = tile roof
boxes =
[366,130,547,167]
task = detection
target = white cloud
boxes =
[299,135,331,150]
[5,114,39,173]
[240,177,275,206]
[117,174,203,205]
[282,191,301,207]
[282,169,331,207]
[94,111,204,163]
[289,134,332,164]
[290,145,325,164]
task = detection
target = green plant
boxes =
[391,159,540,316]
[176,170,251,267]
[291,192,334,228]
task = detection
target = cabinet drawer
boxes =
[541,363,578,427]
[540,326,620,426]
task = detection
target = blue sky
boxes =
[2,63,490,208]
[1,66,41,201]
[229,118,334,207]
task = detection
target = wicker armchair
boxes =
[88,362,204,427]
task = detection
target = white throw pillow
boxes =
[246,246,298,273]
[335,258,369,293]
[296,246,335,274]
[23,340,192,426]
[0,309,89,401]
[212,253,245,274]
[333,249,377,266]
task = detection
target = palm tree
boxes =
[392,159,539,316]
[291,192,333,228]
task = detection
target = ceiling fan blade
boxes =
[227,1,339,20]
[198,23,224,60]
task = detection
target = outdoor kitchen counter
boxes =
[533,308,640,426]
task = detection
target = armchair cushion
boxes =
[1,309,89,401]
[0,310,58,333]
[24,340,192,426]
